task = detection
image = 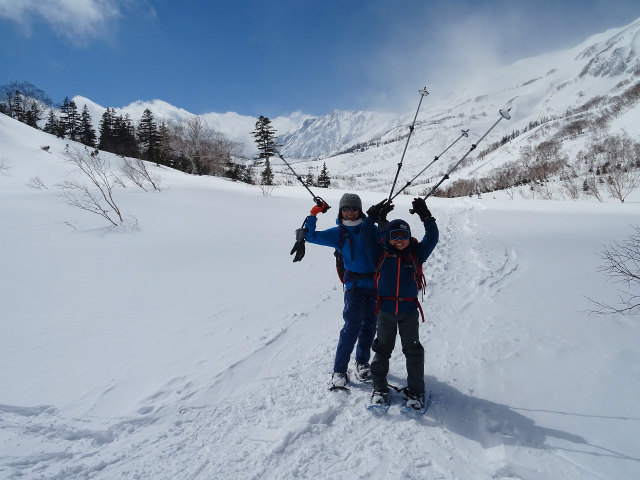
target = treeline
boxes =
[432,134,640,201]
[0,88,47,129]
[1,84,248,180]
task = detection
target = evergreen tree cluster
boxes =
[303,162,331,188]
[0,89,45,129]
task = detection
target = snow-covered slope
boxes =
[278,109,401,159]
[275,16,640,195]
[2,108,640,479]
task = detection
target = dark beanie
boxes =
[339,193,362,211]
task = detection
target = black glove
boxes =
[367,200,394,223]
[290,228,307,262]
[411,197,432,221]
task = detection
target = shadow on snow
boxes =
[420,375,640,463]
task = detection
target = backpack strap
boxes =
[334,226,348,285]
[408,240,426,299]
[334,226,372,289]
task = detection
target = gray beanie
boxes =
[339,193,362,211]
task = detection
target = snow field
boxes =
[2,114,640,479]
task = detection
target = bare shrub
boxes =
[583,174,604,202]
[0,158,12,176]
[531,181,556,200]
[588,226,640,316]
[26,176,47,189]
[121,157,162,191]
[167,117,241,176]
[57,147,129,228]
[607,166,640,203]
[504,185,516,199]
[561,177,581,200]
[259,182,275,197]
[602,135,640,203]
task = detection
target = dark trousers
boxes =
[333,288,377,374]
[370,309,425,393]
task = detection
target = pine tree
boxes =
[157,121,172,167]
[260,158,274,186]
[43,109,59,135]
[78,105,97,147]
[99,108,116,152]
[252,115,278,186]
[113,114,138,157]
[24,102,42,128]
[305,167,315,187]
[137,109,161,163]
[60,97,81,140]
[67,101,80,140]
[317,162,331,188]
[251,115,278,162]
[9,90,24,121]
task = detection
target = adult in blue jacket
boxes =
[370,197,439,411]
[305,193,385,390]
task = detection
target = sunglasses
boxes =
[341,206,360,212]
[389,229,410,241]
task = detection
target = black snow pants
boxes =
[370,309,425,394]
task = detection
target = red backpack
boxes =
[373,238,426,322]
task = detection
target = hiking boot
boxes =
[404,390,425,411]
[354,362,371,382]
[370,388,390,407]
[329,372,349,390]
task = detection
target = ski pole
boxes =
[412,108,511,208]
[277,149,331,263]
[389,128,469,202]
[275,150,329,209]
[387,87,429,202]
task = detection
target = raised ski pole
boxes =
[389,128,469,202]
[276,150,329,209]
[387,87,429,202]
[411,108,511,210]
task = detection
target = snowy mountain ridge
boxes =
[279,16,640,164]
[279,16,640,198]
[277,109,402,159]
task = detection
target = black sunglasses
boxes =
[341,206,359,212]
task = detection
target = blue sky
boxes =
[1,0,640,117]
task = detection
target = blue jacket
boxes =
[304,215,379,290]
[375,217,439,315]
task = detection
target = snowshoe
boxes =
[401,390,430,416]
[329,372,350,391]
[354,362,372,382]
[367,388,390,414]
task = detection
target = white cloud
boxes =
[0,0,127,43]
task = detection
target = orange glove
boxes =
[310,201,329,216]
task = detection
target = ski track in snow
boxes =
[0,203,630,480]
